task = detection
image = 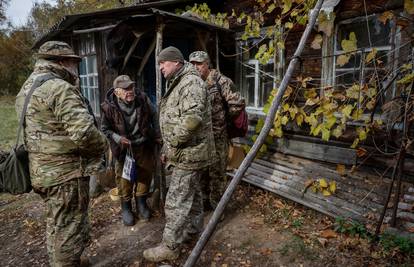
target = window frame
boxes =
[78,33,100,116]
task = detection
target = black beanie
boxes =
[157,46,184,63]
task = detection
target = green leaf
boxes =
[358,128,367,141]
[274,126,283,137]
[332,125,344,138]
[285,21,294,29]
[281,115,289,125]
[296,114,304,126]
[341,104,354,118]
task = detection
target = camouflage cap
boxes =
[36,41,81,61]
[113,75,135,89]
[189,51,210,63]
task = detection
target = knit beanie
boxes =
[157,46,184,63]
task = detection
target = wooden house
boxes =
[34,0,414,232]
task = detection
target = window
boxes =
[79,33,100,116]
[236,34,283,114]
[334,15,392,92]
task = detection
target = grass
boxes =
[0,96,18,150]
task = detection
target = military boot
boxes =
[121,200,135,226]
[136,195,151,221]
[143,243,179,262]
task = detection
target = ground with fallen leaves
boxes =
[1,183,413,266]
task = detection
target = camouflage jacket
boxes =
[205,69,245,139]
[15,59,108,188]
[159,62,215,170]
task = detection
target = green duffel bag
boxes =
[0,73,56,194]
[0,145,31,194]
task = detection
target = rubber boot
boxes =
[136,195,150,221]
[121,200,135,226]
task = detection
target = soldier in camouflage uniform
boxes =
[189,51,245,210]
[15,41,108,267]
[143,46,215,262]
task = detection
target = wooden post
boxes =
[155,22,165,106]
[215,31,220,71]
[154,20,166,211]
[183,1,325,266]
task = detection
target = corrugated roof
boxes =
[33,0,196,48]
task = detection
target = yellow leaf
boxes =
[304,88,317,99]
[322,189,332,196]
[282,0,292,14]
[275,126,283,137]
[285,21,294,29]
[367,87,377,98]
[312,124,322,136]
[336,54,350,67]
[352,109,363,120]
[289,106,298,119]
[379,11,394,24]
[341,32,357,53]
[346,84,361,99]
[311,34,323,49]
[311,184,318,193]
[266,3,276,13]
[358,129,367,141]
[305,97,320,106]
[329,181,337,193]
[405,0,414,14]
[365,48,377,63]
[283,86,293,98]
[321,128,330,141]
[296,114,304,126]
[332,125,344,138]
[319,178,328,188]
[281,115,289,125]
[318,10,335,36]
[336,164,345,176]
[325,115,337,129]
[283,103,290,112]
[351,138,360,149]
[341,105,354,118]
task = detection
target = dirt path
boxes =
[1,184,412,267]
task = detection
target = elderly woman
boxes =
[101,75,161,226]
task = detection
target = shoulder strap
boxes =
[15,73,57,149]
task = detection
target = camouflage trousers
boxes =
[115,160,152,201]
[162,167,204,249]
[35,177,90,267]
[201,138,229,209]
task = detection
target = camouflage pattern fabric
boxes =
[205,69,244,139]
[15,58,108,188]
[114,159,152,201]
[162,167,204,249]
[35,177,90,267]
[159,62,215,170]
[201,137,229,209]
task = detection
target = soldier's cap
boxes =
[157,46,184,63]
[189,51,210,63]
[113,75,135,89]
[35,41,81,61]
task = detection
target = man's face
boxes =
[123,86,136,103]
[159,61,181,79]
[190,61,209,81]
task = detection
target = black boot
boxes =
[121,200,135,226]
[136,195,151,221]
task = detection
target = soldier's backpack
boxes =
[0,73,56,194]
[216,78,248,139]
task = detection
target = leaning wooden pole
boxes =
[155,19,166,211]
[183,1,325,266]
